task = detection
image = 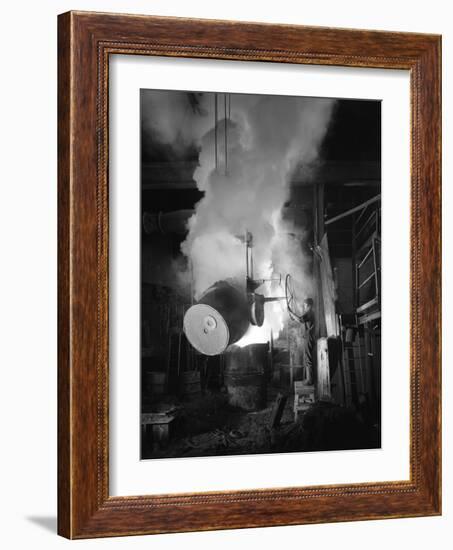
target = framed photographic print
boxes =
[58,11,441,538]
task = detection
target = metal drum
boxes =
[179,370,201,399]
[224,343,268,411]
[183,280,250,356]
[145,371,166,397]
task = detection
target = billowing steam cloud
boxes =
[142,90,335,339]
[184,95,334,295]
[141,91,213,152]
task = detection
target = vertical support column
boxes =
[352,213,357,311]
[316,337,331,401]
[317,182,325,242]
[313,182,326,339]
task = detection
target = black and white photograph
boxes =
[140,89,381,460]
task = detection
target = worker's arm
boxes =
[299,311,315,330]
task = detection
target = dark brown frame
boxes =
[58,10,441,539]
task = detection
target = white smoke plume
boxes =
[143,91,335,340]
[141,90,213,152]
[182,94,335,298]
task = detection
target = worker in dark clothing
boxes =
[299,298,315,385]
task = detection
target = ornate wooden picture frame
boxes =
[58,11,441,539]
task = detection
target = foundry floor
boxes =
[141,383,380,460]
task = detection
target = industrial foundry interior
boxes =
[140,91,381,459]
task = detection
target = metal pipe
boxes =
[325,194,381,226]
[143,209,309,235]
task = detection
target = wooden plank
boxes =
[57,11,72,539]
[317,234,339,337]
[269,393,287,429]
[357,311,381,325]
[358,271,376,290]
[313,183,326,338]
[316,338,331,401]
[356,296,378,314]
[325,194,380,225]
[141,413,176,425]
